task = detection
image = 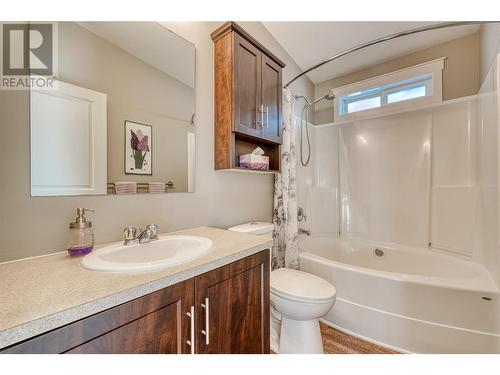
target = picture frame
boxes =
[124,120,152,175]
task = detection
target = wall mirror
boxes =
[30,22,196,196]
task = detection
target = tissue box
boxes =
[239,154,269,170]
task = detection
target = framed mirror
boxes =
[30,22,196,196]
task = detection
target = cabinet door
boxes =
[261,55,283,144]
[233,33,262,138]
[3,280,194,354]
[194,250,270,354]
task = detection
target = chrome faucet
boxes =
[138,224,159,243]
[123,224,159,245]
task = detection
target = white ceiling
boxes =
[262,22,479,84]
[78,22,195,88]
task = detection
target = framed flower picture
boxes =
[125,121,152,175]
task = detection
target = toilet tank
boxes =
[228,222,274,239]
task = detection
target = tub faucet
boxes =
[298,228,311,236]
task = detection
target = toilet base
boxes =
[278,317,324,354]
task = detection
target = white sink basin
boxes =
[81,235,214,272]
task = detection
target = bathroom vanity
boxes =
[0,228,271,354]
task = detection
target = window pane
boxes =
[387,85,426,104]
[347,96,381,113]
[338,73,433,116]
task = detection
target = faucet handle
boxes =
[146,224,158,240]
[124,226,138,245]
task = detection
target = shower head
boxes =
[310,90,335,105]
[324,89,335,101]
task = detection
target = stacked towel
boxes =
[148,182,165,194]
[114,182,137,195]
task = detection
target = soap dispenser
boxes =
[68,208,95,256]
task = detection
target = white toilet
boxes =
[228,222,337,354]
[271,268,336,353]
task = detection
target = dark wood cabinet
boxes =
[2,279,194,354]
[233,32,262,139]
[1,250,270,354]
[212,22,285,172]
[261,54,283,144]
[195,250,269,354]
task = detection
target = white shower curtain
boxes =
[272,88,299,270]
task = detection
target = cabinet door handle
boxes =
[256,105,263,127]
[200,297,210,345]
[261,104,265,128]
[186,306,195,354]
[265,106,269,128]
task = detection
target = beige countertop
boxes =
[0,227,272,349]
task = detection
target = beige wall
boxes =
[0,21,314,262]
[480,23,500,84]
[314,33,480,124]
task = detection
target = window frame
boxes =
[333,58,445,121]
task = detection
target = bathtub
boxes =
[298,237,500,353]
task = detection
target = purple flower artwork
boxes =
[125,121,152,175]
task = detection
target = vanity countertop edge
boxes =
[0,227,273,349]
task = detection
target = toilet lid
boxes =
[228,222,274,235]
[270,268,336,303]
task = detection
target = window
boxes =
[332,58,445,120]
[339,74,432,115]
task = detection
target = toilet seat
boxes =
[271,268,336,304]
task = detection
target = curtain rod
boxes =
[284,21,498,89]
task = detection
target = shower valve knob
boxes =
[297,207,307,222]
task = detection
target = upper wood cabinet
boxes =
[212,22,285,172]
[261,55,283,144]
[233,33,263,139]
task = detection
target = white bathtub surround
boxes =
[297,91,500,353]
[273,88,299,269]
[340,110,432,247]
[299,237,500,353]
[270,268,336,353]
[476,55,500,287]
[309,92,498,276]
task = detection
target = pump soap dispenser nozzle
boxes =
[67,208,95,257]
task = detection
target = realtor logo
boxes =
[1,22,57,89]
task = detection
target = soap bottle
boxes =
[67,208,95,257]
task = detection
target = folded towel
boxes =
[148,182,165,194]
[114,181,137,195]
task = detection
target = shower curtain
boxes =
[272,88,299,270]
